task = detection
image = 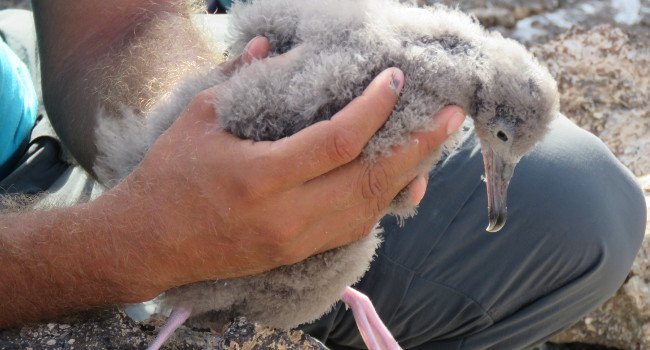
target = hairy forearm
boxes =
[0,166,219,328]
[0,161,251,328]
[32,0,216,173]
[0,200,154,328]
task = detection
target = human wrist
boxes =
[0,200,162,326]
[90,163,231,302]
[85,176,174,303]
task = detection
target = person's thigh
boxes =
[301,115,646,349]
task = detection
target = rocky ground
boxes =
[0,310,327,350]
[418,0,650,45]
[0,0,648,349]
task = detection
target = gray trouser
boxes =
[301,116,646,349]
[1,10,646,350]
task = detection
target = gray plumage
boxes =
[93,0,558,333]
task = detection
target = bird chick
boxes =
[93,0,559,348]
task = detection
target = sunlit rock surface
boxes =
[531,25,649,176]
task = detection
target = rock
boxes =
[411,0,650,46]
[531,25,650,176]
[416,0,560,17]
[409,0,560,30]
[506,1,641,45]
[469,7,516,28]
[0,309,326,349]
[219,317,328,350]
[0,309,153,349]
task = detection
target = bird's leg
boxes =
[341,287,402,350]
[147,303,193,350]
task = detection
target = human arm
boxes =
[32,0,203,171]
[0,63,464,327]
[0,0,465,327]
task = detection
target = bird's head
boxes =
[470,36,559,232]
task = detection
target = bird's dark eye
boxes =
[497,130,508,142]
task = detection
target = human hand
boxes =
[95,37,466,301]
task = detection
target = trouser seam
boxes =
[380,251,496,326]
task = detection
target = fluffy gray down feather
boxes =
[93,0,559,330]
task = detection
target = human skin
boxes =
[0,0,464,327]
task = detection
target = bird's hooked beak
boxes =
[481,146,516,233]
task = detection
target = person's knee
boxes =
[450,117,649,348]
[304,116,647,348]
[513,116,646,299]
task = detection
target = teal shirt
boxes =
[219,0,249,10]
[219,0,234,9]
[0,40,38,178]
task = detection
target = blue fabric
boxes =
[0,40,37,178]
[213,0,233,10]
[218,0,245,10]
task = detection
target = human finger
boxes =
[221,36,271,75]
[406,174,428,206]
[276,201,379,263]
[306,200,383,255]
[297,105,465,216]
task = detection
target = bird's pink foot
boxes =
[341,287,402,350]
[147,303,193,350]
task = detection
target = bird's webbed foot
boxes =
[341,287,402,350]
[147,303,193,350]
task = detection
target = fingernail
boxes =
[244,36,261,54]
[446,111,465,135]
[389,69,404,95]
